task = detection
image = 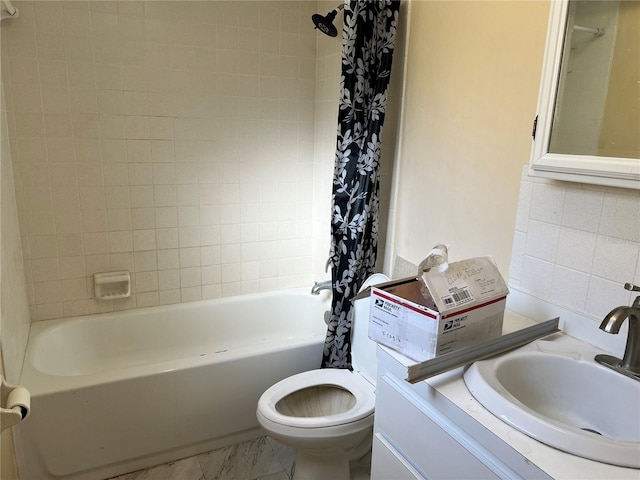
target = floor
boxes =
[109,437,296,480]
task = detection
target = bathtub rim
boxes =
[21,289,330,396]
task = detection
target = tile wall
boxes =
[311,0,341,281]
[1,1,329,321]
[510,166,640,324]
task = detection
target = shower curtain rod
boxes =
[1,0,18,21]
[573,24,605,36]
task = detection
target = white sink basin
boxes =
[463,338,640,468]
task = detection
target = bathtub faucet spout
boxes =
[311,280,332,295]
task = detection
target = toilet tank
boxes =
[351,273,390,386]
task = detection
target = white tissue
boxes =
[6,386,30,419]
[417,243,449,299]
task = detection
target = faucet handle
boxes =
[624,283,640,292]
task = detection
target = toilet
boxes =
[256,273,389,480]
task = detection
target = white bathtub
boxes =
[15,291,329,480]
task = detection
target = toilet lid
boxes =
[257,369,375,428]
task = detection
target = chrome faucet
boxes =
[595,283,640,382]
[311,280,332,295]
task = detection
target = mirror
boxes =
[530,0,639,189]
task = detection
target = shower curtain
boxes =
[322,0,400,369]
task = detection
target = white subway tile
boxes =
[108,231,133,253]
[181,287,202,302]
[103,163,129,186]
[178,206,200,226]
[200,226,220,246]
[83,232,109,255]
[105,186,131,209]
[556,228,597,273]
[157,249,180,270]
[97,91,124,115]
[131,208,156,230]
[149,117,175,140]
[155,207,178,228]
[126,140,152,163]
[201,245,221,266]
[159,289,181,305]
[154,185,177,206]
[133,229,157,251]
[520,256,554,300]
[99,115,125,139]
[592,235,639,284]
[549,266,590,313]
[28,235,58,259]
[109,253,134,271]
[107,208,132,231]
[136,291,159,308]
[176,165,199,185]
[158,269,180,290]
[156,228,179,249]
[179,247,201,268]
[202,284,222,300]
[54,211,83,234]
[135,271,158,293]
[585,276,633,320]
[84,254,110,276]
[101,139,127,163]
[151,140,175,162]
[130,186,155,208]
[36,303,64,321]
[529,183,565,225]
[524,220,559,262]
[60,278,89,302]
[34,280,62,305]
[123,91,149,116]
[124,115,150,140]
[59,256,85,279]
[180,267,201,288]
[599,192,640,243]
[202,265,221,285]
[31,258,60,282]
[129,163,154,185]
[134,251,157,273]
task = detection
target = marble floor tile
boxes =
[254,472,290,480]
[110,457,204,480]
[197,437,286,480]
[103,434,375,480]
[266,437,296,479]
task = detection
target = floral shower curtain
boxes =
[322,0,400,369]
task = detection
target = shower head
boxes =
[312,4,344,37]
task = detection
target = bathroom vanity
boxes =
[371,311,640,479]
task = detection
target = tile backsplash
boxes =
[1,1,333,321]
[510,166,640,322]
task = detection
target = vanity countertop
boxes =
[379,310,640,480]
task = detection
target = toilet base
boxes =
[294,449,350,480]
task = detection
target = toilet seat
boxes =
[258,368,375,429]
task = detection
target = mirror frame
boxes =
[530,0,640,190]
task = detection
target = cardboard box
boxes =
[365,256,508,362]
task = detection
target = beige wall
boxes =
[388,0,549,277]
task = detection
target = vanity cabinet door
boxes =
[371,433,425,480]
[375,375,501,479]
